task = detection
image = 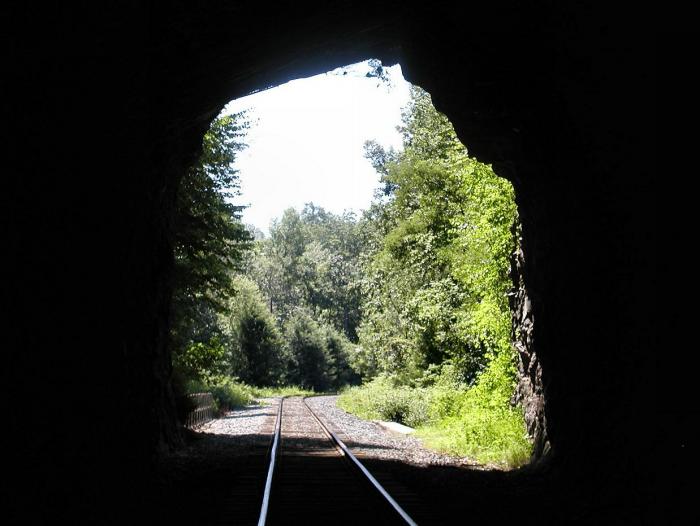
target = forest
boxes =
[170,86,531,466]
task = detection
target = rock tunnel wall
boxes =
[510,225,548,460]
[6,2,657,521]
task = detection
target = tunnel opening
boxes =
[164,59,545,518]
[6,4,657,523]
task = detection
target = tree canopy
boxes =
[169,84,529,464]
[353,86,518,386]
[170,112,252,378]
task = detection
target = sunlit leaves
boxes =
[349,84,530,464]
[171,112,253,376]
[357,86,518,385]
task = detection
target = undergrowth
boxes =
[185,376,255,412]
[338,355,531,467]
[249,385,316,398]
[184,377,317,413]
[337,376,430,428]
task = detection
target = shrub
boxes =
[417,403,531,467]
[249,385,316,398]
[339,357,532,467]
[338,376,430,428]
[183,376,254,414]
[173,336,229,381]
[207,377,254,411]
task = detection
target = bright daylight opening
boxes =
[171,59,532,470]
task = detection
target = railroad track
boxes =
[258,396,419,526]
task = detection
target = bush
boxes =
[173,336,229,381]
[339,358,532,467]
[207,377,254,411]
[417,403,531,467]
[338,376,430,428]
[183,376,254,414]
[249,385,316,398]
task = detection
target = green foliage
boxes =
[249,385,316,398]
[247,205,364,341]
[184,376,255,411]
[338,376,430,428]
[173,336,228,382]
[357,86,518,379]
[207,377,255,411]
[283,310,332,391]
[343,85,531,466]
[416,352,530,466]
[223,276,285,386]
[235,204,363,389]
[170,113,362,392]
[171,112,253,380]
[340,360,530,466]
[323,325,361,388]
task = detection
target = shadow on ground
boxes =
[146,429,645,525]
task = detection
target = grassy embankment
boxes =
[338,356,531,468]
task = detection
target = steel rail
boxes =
[257,396,284,526]
[302,397,419,526]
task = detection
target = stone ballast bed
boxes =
[305,395,483,469]
[192,395,487,470]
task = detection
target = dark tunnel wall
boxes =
[5,2,659,522]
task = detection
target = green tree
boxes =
[323,325,360,388]
[357,86,517,385]
[170,112,253,378]
[283,310,331,391]
[172,336,228,381]
[247,204,365,342]
[224,276,285,386]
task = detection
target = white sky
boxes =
[222,61,411,234]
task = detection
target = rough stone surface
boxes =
[510,224,549,460]
[376,421,415,435]
[6,2,661,523]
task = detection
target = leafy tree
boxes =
[172,336,229,381]
[357,86,517,385]
[247,204,365,342]
[224,276,285,386]
[283,310,331,391]
[341,85,529,465]
[323,325,360,388]
[170,112,253,377]
[260,208,308,322]
[299,205,364,340]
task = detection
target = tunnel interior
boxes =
[6,2,658,523]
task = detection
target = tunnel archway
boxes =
[7,2,656,523]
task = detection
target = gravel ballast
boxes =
[198,399,277,439]
[305,395,482,468]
